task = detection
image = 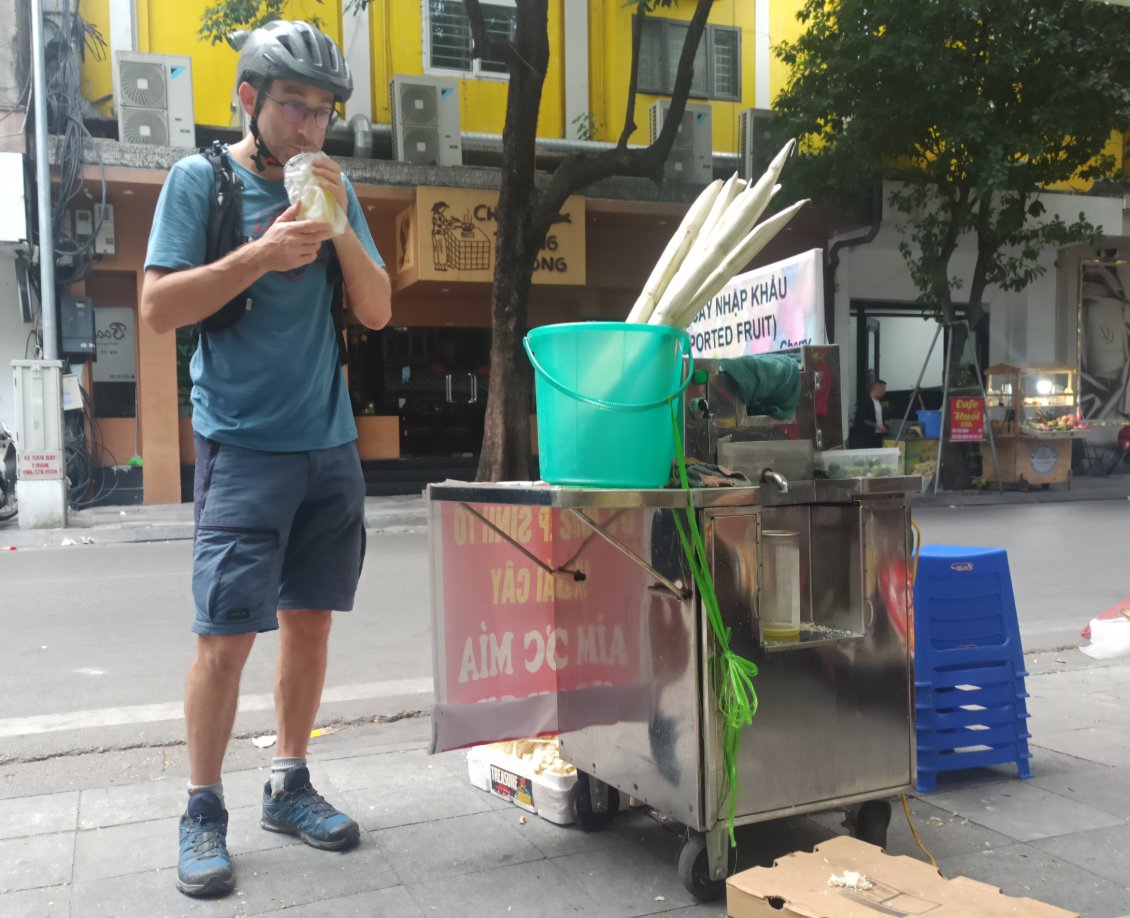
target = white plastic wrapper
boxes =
[283,151,348,236]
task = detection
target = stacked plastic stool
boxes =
[912,544,1033,793]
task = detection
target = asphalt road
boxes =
[2,499,1126,763]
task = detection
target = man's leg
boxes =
[178,632,256,898]
[185,633,257,784]
[261,608,359,850]
[274,609,331,757]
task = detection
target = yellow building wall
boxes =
[592,0,755,153]
[80,0,342,127]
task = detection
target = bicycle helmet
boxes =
[236,21,352,171]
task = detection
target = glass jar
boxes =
[761,530,801,642]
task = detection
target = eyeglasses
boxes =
[263,93,337,130]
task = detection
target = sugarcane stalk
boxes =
[626,178,723,324]
[664,199,809,329]
[692,173,745,257]
[648,182,783,327]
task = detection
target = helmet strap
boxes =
[248,93,281,172]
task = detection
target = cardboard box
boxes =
[466,742,578,825]
[726,836,1077,918]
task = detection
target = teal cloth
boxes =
[718,355,801,420]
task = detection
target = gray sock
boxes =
[187,780,225,809]
[270,756,306,794]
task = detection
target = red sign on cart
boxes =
[949,397,985,442]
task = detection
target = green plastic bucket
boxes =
[524,322,693,488]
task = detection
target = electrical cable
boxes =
[900,794,938,868]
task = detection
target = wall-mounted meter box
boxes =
[11,360,64,481]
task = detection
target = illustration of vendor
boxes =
[431,201,459,272]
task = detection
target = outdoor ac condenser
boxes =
[739,108,775,181]
[389,75,462,167]
[116,52,195,148]
[648,100,712,184]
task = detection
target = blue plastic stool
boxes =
[913,545,1033,792]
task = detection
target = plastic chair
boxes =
[913,545,1033,792]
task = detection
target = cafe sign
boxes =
[394,186,585,288]
[949,397,985,442]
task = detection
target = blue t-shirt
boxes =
[145,151,384,453]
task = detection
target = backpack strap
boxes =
[325,242,349,366]
[199,141,251,333]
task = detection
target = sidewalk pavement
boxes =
[2,471,1127,550]
[2,648,1128,917]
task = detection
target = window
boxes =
[426,0,515,78]
[637,18,741,102]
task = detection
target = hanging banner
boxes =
[685,248,826,359]
[949,397,985,442]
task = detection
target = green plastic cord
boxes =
[668,400,759,846]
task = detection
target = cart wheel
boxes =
[571,772,619,831]
[677,833,731,902]
[852,800,892,849]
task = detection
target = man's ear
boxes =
[237,81,259,117]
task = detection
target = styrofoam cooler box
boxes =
[466,743,578,825]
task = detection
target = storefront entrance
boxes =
[348,326,491,459]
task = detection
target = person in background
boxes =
[140,20,391,898]
[856,378,889,448]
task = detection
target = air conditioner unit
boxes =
[648,101,712,184]
[390,75,462,167]
[739,108,775,181]
[116,52,195,148]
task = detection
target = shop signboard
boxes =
[93,306,136,383]
[949,397,985,442]
[432,502,646,752]
[394,187,585,289]
[685,248,826,358]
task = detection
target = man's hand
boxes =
[310,156,348,216]
[254,201,335,273]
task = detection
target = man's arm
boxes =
[332,228,392,330]
[141,201,334,335]
[310,156,392,330]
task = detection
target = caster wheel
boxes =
[677,833,733,902]
[570,771,619,831]
[852,800,892,848]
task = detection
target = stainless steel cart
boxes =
[426,472,919,900]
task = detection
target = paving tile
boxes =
[0,884,71,918]
[72,867,251,917]
[483,802,648,859]
[926,779,1125,842]
[552,822,701,918]
[1033,822,1130,886]
[406,858,611,918]
[1030,763,1130,820]
[374,810,546,885]
[261,884,426,917]
[1035,726,1130,768]
[0,791,79,839]
[227,840,401,916]
[318,748,437,792]
[939,841,1130,918]
[656,907,726,917]
[879,797,1016,862]
[339,773,495,830]
[0,831,74,893]
[78,777,185,829]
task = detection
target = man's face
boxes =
[252,80,335,165]
[873,384,887,399]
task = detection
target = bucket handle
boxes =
[523,329,694,412]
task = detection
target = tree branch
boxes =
[617,6,645,148]
[464,0,520,68]
[533,0,715,236]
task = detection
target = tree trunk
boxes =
[474,0,549,482]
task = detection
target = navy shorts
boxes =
[191,433,366,636]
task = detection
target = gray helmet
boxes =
[237,20,352,101]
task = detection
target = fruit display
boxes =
[1024,413,1088,434]
[815,448,900,479]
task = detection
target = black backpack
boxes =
[197,140,349,365]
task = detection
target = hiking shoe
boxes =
[176,791,234,897]
[261,766,360,851]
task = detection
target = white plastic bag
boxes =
[1080,617,1130,660]
[283,151,347,236]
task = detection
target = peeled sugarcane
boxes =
[626,177,723,324]
[692,172,745,254]
[662,198,809,330]
[647,177,784,327]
